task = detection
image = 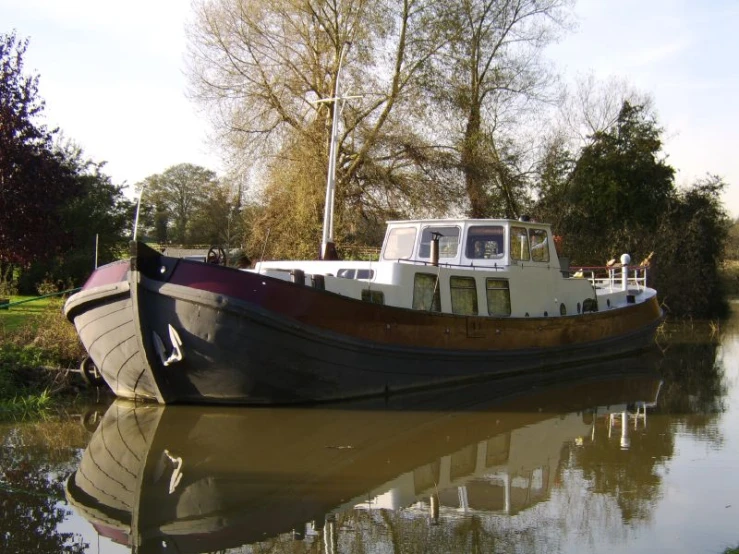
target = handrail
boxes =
[569,264,649,291]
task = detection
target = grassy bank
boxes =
[0,295,88,420]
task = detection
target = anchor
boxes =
[152,324,184,366]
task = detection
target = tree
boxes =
[188,177,244,251]
[187,0,470,253]
[556,102,675,264]
[0,31,81,269]
[426,0,573,218]
[137,163,218,245]
[649,175,729,318]
[17,143,134,292]
[725,217,739,260]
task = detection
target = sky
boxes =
[2,0,738,217]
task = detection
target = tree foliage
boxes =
[552,102,675,264]
[137,163,219,244]
[648,176,730,318]
[187,0,572,252]
[429,0,571,218]
[17,144,134,293]
[0,31,80,268]
[534,100,729,317]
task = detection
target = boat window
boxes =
[529,228,549,262]
[412,273,441,312]
[362,289,384,304]
[466,225,505,259]
[450,276,478,315]
[419,226,460,259]
[486,278,511,316]
[338,268,375,280]
[510,226,530,261]
[383,227,417,260]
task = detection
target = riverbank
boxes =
[0,295,95,420]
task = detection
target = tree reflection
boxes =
[656,322,727,446]
[0,420,91,554]
[564,410,673,523]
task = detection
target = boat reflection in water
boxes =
[65,360,662,554]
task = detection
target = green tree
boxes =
[557,102,675,264]
[137,163,217,245]
[0,32,80,270]
[17,143,134,292]
[189,178,244,252]
[649,175,729,318]
[725,217,739,260]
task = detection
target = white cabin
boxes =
[253,219,653,318]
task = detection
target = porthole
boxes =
[560,303,567,316]
[543,311,548,317]
[607,299,611,308]
[577,302,581,314]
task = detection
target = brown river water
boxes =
[2,303,739,554]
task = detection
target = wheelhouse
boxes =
[380,219,559,269]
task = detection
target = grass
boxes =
[0,390,52,420]
[0,295,58,332]
[1,295,87,419]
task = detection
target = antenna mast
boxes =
[320,44,349,260]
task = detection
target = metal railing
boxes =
[569,264,649,291]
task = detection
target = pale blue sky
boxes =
[2,0,737,217]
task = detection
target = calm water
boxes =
[2,304,739,554]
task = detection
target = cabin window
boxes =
[450,276,478,315]
[419,226,460,259]
[466,225,505,260]
[529,228,549,262]
[362,289,385,304]
[412,273,441,312]
[486,278,511,316]
[383,227,417,260]
[510,226,530,261]
[338,268,375,280]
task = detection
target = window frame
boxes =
[450,275,478,315]
[418,225,461,260]
[412,272,441,312]
[486,278,511,316]
[465,225,506,260]
[509,226,530,262]
[382,226,417,260]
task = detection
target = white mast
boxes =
[320,44,349,260]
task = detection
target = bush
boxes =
[648,176,729,318]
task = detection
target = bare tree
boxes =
[426,0,574,218]
[558,72,653,145]
[187,0,456,252]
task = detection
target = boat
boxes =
[63,217,662,404]
[65,366,663,553]
[63,52,661,404]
